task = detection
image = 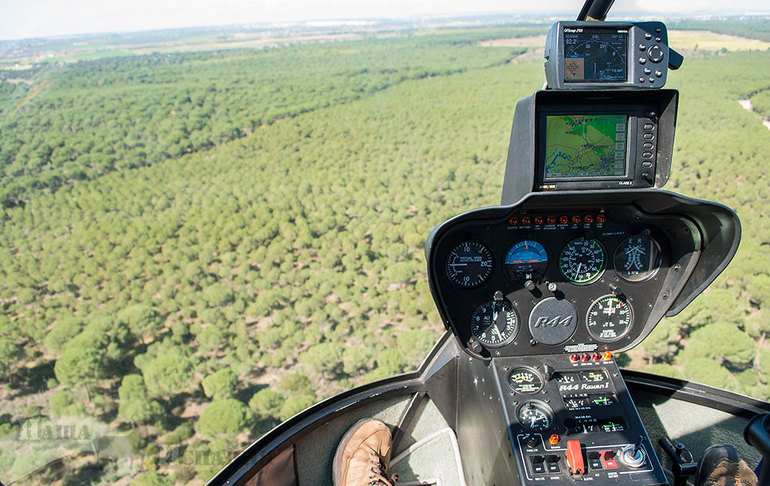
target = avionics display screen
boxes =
[564,29,627,82]
[543,114,628,180]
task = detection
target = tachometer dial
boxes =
[559,237,605,284]
[586,296,633,342]
[517,401,553,432]
[470,300,519,348]
[508,367,544,394]
[446,241,493,288]
[614,233,662,282]
[504,240,548,281]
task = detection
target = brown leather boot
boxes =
[332,419,397,486]
[696,444,757,486]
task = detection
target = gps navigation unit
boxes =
[500,90,679,204]
[544,21,670,90]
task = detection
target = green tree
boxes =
[117,304,163,344]
[43,316,84,354]
[54,333,106,400]
[680,323,756,371]
[118,374,164,426]
[298,342,341,376]
[342,346,372,376]
[279,395,315,421]
[141,350,195,398]
[132,472,173,486]
[396,329,436,367]
[0,338,21,378]
[198,399,252,438]
[202,368,238,400]
[277,373,313,396]
[49,390,86,418]
[248,389,285,419]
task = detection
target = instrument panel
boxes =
[427,196,701,358]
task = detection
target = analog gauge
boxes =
[586,296,634,342]
[559,237,606,284]
[504,240,549,281]
[470,300,519,348]
[517,401,553,432]
[614,233,662,282]
[446,241,493,288]
[508,367,544,394]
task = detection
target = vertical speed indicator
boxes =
[446,241,493,288]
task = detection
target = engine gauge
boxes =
[470,300,519,348]
[446,241,493,288]
[614,233,662,282]
[508,367,544,394]
[517,401,553,432]
[586,296,634,342]
[559,237,605,284]
[504,240,549,281]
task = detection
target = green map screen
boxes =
[544,114,628,179]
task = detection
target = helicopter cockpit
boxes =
[422,13,740,486]
[206,2,769,486]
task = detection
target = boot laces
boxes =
[366,452,398,486]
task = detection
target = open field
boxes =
[670,29,770,52]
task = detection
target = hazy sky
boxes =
[2,0,769,41]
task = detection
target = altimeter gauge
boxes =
[446,241,493,288]
[559,237,606,284]
[470,299,519,348]
[586,295,633,342]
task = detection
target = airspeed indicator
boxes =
[559,237,606,284]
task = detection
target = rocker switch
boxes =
[601,450,618,469]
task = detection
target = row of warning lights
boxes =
[508,214,607,226]
[570,351,614,363]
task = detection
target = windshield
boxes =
[1,1,769,484]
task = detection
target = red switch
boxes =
[601,450,618,469]
[566,440,585,475]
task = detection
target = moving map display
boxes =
[543,114,628,179]
[563,30,627,82]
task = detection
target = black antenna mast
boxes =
[576,0,615,21]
